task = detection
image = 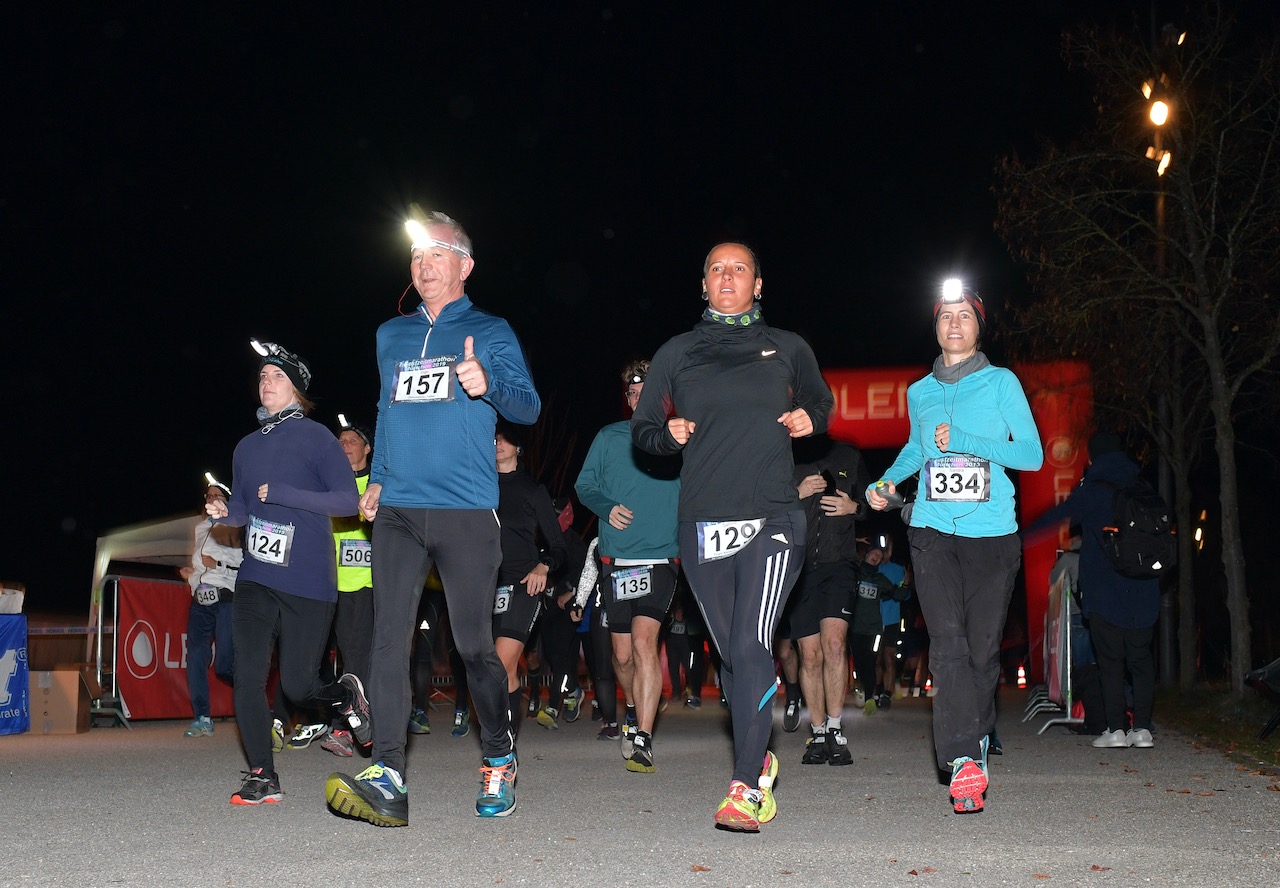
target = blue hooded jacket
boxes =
[1024,451,1161,630]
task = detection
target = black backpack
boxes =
[1101,480,1177,579]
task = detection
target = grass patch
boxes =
[1156,682,1280,768]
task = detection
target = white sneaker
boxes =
[1126,728,1154,748]
[288,722,329,749]
[1091,728,1128,748]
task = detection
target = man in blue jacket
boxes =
[1024,431,1159,749]
[326,210,541,826]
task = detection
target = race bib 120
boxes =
[695,519,764,564]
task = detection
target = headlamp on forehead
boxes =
[934,278,987,327]
[337,413,372,447]
[204,471,231,498]
[627,372,646,385]
[405,219,472,258]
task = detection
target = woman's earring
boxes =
[701,290,709,301]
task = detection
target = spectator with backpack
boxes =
[1024,431,1165,749]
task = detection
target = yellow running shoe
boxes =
[757,750,779,823]
[714,780,762,832]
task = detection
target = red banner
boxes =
[1014,360,1093,683]
[822,367,925,450]
[116,577,235,720]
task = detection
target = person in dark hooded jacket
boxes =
[1024,431,1160,749]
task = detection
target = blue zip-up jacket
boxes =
[371,295,540,509]
[1024,451,1160,629]
[877,364,1042,538]
[221,413,360,602]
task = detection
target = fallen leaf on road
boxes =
[1091,865,1111,871]
[691,864,711,872]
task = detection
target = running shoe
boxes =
[802,731,830,765]
[986,729,1002,754]
[536,706,560,730]
[877,692,893,710]
[271,718,285,754]
[326,762,408,827]
[1091,728,1128,748]
[597,721,619,740]
[620,721,637,759]
[863,697,878,717]
[591,699,602,721]
[1126,728,1155,748]
[476,752,517,817]
[231,768,282,806]
[714,780,763,832]
[335,673,372,748]
[288,722,329,749]
[684,696,702,710]
[563,688,585,722]
[526,692,540,718]
[826,727,853,767]
[757,750,779,824]
[626,731,655,773]
[948,756,988,813]
[783,698,801,733]
[408,708,431,735]
[658,697,669,713]
[451,708,471,738]
[321,728,355,757]
[184,716,214,737]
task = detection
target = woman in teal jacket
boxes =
[868,280,1042,814]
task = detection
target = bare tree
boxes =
[995,3,1280,695]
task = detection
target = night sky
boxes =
[6,3,1212,614]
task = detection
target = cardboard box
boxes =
[29,669,91,734]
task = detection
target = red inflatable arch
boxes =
[821,362,1093,683]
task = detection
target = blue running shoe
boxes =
[326,762,408,827]
[563,688,585,723]
[475,752,517,817]
[451,708,471,738]
[408,707,431,735]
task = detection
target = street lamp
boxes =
[1142,80,1173,176]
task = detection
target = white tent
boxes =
[91,513,201,598]
[84,513,201,693]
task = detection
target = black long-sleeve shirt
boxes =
[631,315,833,522]
[496,467,567,585]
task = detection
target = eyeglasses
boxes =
[625,389,642,402]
